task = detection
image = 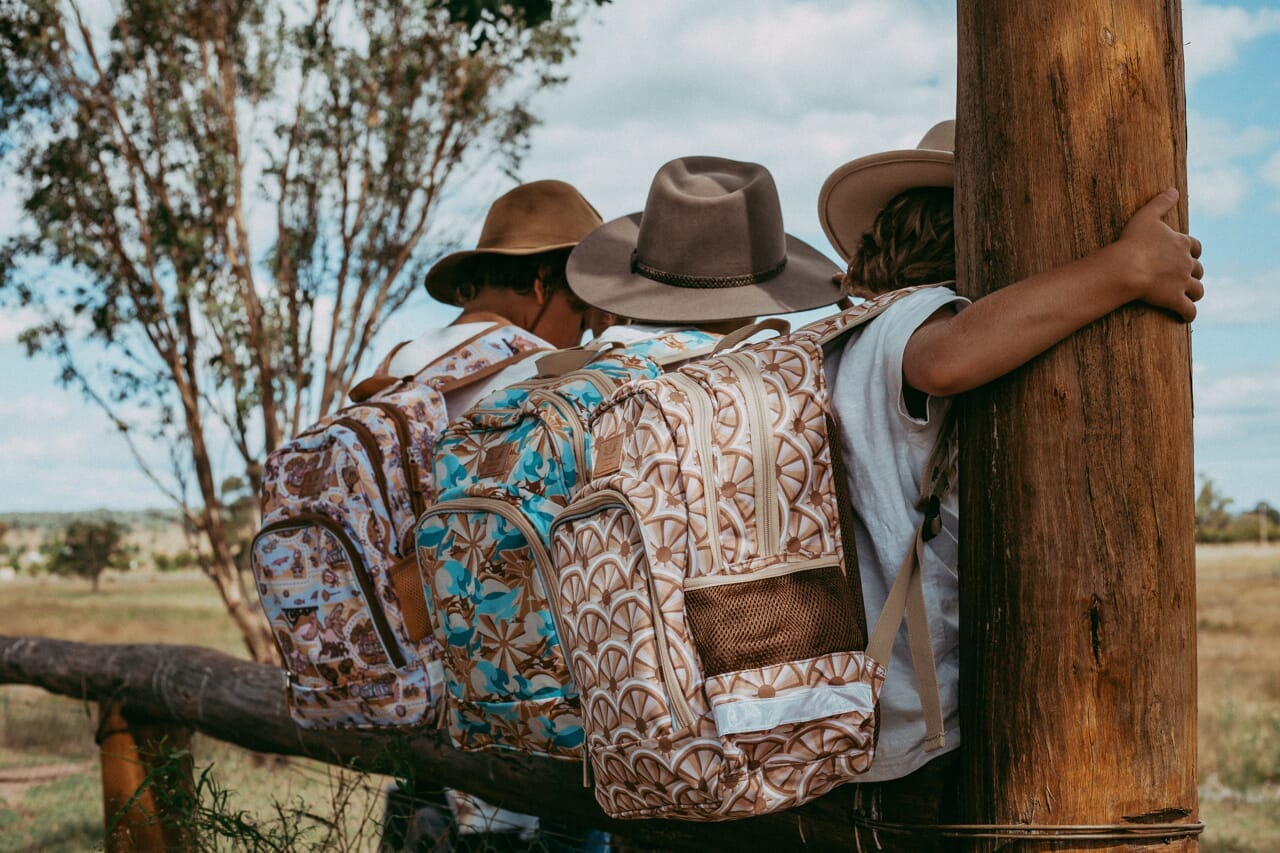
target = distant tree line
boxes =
[1196,475,1278,544]
[1,477,1275,589]
[0,514,199,588]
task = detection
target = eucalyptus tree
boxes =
[0,0,603,660]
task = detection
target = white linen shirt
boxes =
[825,286,968,782]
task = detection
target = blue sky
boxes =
[1,0,1278,513]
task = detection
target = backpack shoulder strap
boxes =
[349,318,547,403]
[418,322,548,393]
[624,328,723,367]
[864,407,956,754]
[802,282,954,347]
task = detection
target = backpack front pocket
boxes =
[252,515,438,728]
[417,487,580,757]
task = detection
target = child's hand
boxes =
[1114,188,1205,321]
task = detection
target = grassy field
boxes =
[1196,544,1280,851]
[0,571,392,852]
[2,547,1279,850]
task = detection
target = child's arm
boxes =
[904,188,1204,397]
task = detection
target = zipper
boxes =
[418,496,570,662]
[559,367,617,398]
[469,369,615,417]
[333,417,394,525]
[663,374,726,570]
[361,401,424,519]
[504,365,615,398]
[255,515,406,669]
[525,390,588,479]
[293,413,394,518]
[682,557,838,590]
[551,490,698,731]
[719,353,780,558]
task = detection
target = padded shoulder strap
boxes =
[801,282,954,347]
[863,407,956,754]
[418,323,548,392]
[625,328,723,367]
[350,320,546,403]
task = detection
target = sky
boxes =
[1,0,1278,514]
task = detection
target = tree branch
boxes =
[0,636,863,851]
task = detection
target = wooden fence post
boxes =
[954,1,1199,849]
[98,698,195,852]
[957,1,1203,845]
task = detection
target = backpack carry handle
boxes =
[535,341,622,378]
[348,374,404,403]
[711,317,791,354]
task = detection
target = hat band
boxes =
[630,250,787,289]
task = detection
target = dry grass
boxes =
[1195,544,1280,851]
[0,569,247,656]
[3,548,1279,848]
[0,571,392,851]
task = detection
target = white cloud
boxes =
[522,0,956,251]
[1263,150,1280,189]
[0,393,171,512]
[1192,364,1280,505]
[1197,371,1280,411]
[1182,1,1280,84]
[1187,112,1279,219]
[1189,164,1249,218]
[1192,364,1280,504]
[1193,269,1280,326]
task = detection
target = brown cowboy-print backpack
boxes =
[251,319,544,729]
[547,290,949,820]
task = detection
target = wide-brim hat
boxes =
[425,179,603,305]
[818,120,955,262]
[567,157,841,323]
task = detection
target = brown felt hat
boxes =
[818,120,954,262]
[566,157,841,323]
[425,180,603,305]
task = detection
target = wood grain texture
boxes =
[955,2,1197,850]
[1,634,882,851]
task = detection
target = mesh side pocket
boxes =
[684,565,861,677]
[388,554,430,645]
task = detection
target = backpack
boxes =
[546,290,950,820]
[251,318,545,729]
[415,329,722,759]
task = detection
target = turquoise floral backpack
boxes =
[415,330,720,759]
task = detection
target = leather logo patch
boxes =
[477,444,515,480]
[299,466,327,497]
[593,433,625,478]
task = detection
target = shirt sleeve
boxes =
[840,287,969,430]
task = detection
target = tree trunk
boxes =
[1,635,867,851]
[955,2,1198,850]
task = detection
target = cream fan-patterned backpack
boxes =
[547,289,949,821]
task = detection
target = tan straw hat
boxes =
[817,120,954,262]
[566,156,841,323]
[425,180,603,305]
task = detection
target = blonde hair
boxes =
[842,187,955,296]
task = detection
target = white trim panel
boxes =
[712,680,875,735]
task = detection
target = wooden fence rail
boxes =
[1,635,873,850]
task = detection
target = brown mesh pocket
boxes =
[684,565,862,677]
[388,554,430,644]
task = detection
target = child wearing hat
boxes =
[817,121,1204,833]
[380,179,609,852]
